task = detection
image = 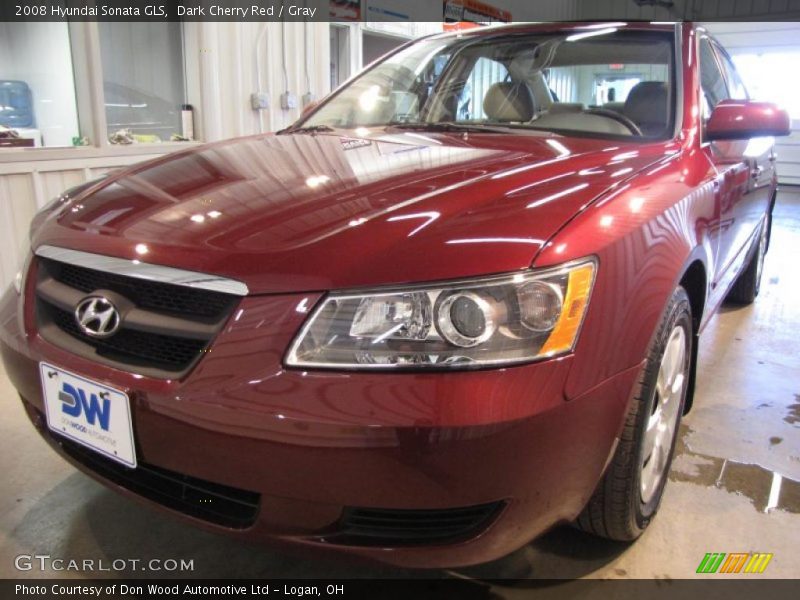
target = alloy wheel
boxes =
[640,325,687,504]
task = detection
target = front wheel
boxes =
[575,286,692,541]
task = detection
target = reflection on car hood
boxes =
[34,131,673,294]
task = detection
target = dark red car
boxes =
[0,22,790,567]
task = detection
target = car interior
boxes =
[426,32,675,138]
[308,30,675,140]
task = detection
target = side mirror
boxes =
[707,100,791,141]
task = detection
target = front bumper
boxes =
[1,285,639,568]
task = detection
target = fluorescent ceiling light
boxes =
[566,28,618,42]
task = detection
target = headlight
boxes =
[285,258,596,370]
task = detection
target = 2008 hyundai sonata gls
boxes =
[1,22,790,567]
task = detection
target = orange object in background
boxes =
[443,0,512,31]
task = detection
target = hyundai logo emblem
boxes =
[74,296,121,338]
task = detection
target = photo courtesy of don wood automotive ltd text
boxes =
[0,1,799,599]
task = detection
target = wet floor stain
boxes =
[671,427,800,514]
[784,397,800,426]
[769,436,783,446]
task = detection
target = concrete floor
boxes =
[1,192,798,586]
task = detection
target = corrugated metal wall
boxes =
[0,154,163,290]
[0,22,331,291]
[547,66,579,104]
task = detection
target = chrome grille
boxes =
[51,260,233,318]
[34,253,241,378]
[45,303,208,370]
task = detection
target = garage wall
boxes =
[187,21,331,141]
[0,153,167,289]
[497,0,577,19]
[577,0,800,20]
[0,20,448,291]
[0,21,333,291]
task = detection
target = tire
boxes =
[575,286,692,541]
[726,216,769,305]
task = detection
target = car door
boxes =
[713,41,775,258]
[698,35,768,299]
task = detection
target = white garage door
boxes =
[705,23,800,186]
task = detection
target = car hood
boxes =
[33,131,671,294]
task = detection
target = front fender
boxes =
[532,151,717,402]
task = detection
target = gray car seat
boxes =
[623,81,669,136]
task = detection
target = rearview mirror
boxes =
[707,100,791,141]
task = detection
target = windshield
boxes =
[304,29,676,139]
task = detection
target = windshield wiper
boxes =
[278,124,336,135]
[388,122,513,134]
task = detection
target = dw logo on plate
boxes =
[58,382,111,431]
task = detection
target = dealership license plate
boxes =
[40,363,137,468]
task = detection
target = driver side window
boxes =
[699,38,729,122]
[715,46,748,101]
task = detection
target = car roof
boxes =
[428,21,680,41]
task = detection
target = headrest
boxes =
[483,82,535,122]
[623,81,669,134]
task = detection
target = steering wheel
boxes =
[584,108,643,136]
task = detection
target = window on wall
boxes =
[0,23,80,148]
[1,22,194,152]
[99,22,188,143]
[330,25,351,90]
